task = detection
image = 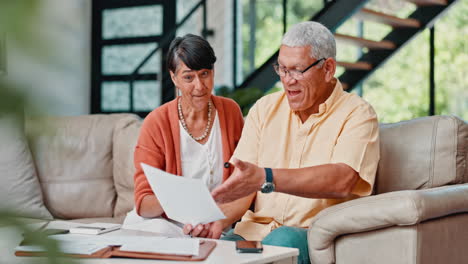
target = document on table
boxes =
[51,234,198,255]
[119,237,200,256]
[16,240,109,255]
[141,163,226,226]
[17,234,200,256]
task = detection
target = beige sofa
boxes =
[308,115,468,264]
[1,113,467,263]
[0,114,142,224]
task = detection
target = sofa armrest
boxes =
[308,183,468,264]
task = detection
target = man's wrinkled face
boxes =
[277,45,329,115]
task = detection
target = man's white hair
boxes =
[282,21,336,60]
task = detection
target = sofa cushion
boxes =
[376,115,467,194]
[0,114,52,219]
[26,115,127,219]
[112,114,141,217]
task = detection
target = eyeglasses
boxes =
[273,58,325,80]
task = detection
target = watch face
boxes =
[261,182,275,193]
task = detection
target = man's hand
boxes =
[183,221,224,239]
[211,158,264,203]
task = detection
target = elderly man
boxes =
[211,21,380,264]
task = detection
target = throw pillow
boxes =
[0,113,52,219]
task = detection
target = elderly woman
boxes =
[129,34,246,239]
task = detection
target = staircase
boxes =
[91,0,460,116]
[338,0,458,90]
[238,0,459,92]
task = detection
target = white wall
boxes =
[7,0,91,116]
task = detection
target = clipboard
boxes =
[15,240,217,261]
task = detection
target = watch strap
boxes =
[264,168,273,183]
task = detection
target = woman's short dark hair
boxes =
[166,34,217,74]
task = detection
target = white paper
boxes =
[44,220,84,230]
[16,240,108,255]
[119,237,200,256]
[141,163,226,226]
[123,209,187,237]
[51,234,166,247]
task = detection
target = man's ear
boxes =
[323,58,336,82]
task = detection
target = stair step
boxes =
[406,0,447,6]
[337,61,373,71]
[335,33,396,50]
[356,8,421,28]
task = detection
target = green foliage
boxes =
[217,86,264,116]
[0,81,26,117]
[0,1,44,60]
[0,211,78,264]
[362,0,468,122]
[0,3,68,262]
[0,1,45,117]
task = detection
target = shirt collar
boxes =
[316,79,344,116]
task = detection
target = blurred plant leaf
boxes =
[0,210,79,264]
[0,1,45,57]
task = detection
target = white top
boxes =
[179,113,223,191]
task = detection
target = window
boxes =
[91,1,176,117]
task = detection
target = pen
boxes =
[36,221,50,232]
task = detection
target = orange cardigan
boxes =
[133,95,244,215]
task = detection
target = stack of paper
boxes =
[16,241,109,255]
[16,233,201,256]
[119,237,200,256]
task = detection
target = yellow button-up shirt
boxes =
[232,80,380,240]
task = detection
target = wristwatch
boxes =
[260,168,275,193]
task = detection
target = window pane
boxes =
[101,82,130,111]
[103,6,163,39]
[363,31,429,123]
[102,44,158,75]
[133,81,161,111]
[176,6,202,37]
[138,50,161,74]
[177,0,199,23]
[434,2,468,120]
[238,0,324,85]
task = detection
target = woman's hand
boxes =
[183,221,224,239]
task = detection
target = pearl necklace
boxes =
[178,99,212,142]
